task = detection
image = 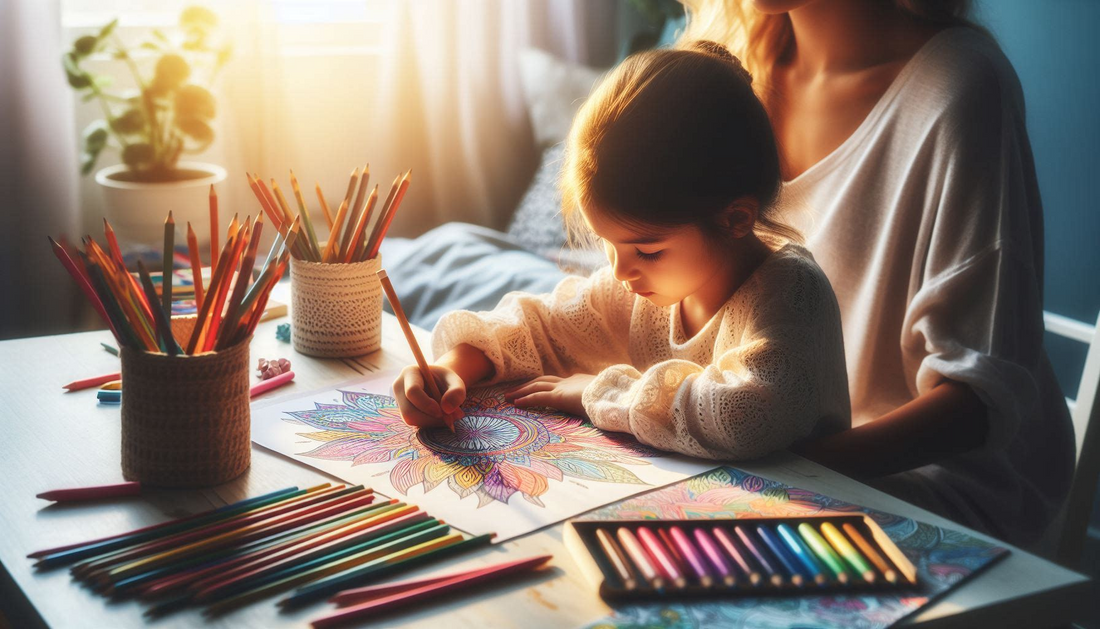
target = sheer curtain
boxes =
[370,0,621,235]
[0,0,82,340]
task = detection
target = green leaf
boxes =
[73,35,98,57]
[81,92,98,103]
[121,143,155,168]
[82,121,109,153]
[180,6,218,30]
[174,84,215,120]
[152,28,170,43]
[153,53,191,90]
[140,42,162,51]
[80,151,98,176]
[92,75,113,88]
[110,108,145,134]
[175,117,213,144]
[62,52,91,88]
[97,18,118,41]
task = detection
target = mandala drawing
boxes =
[281,386,664,508]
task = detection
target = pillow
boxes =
[506,142,567,258]
[518,48,605,149]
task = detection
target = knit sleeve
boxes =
[431,266,633,384]
[582,256,849,460]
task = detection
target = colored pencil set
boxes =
[566,516,918,599]
[28,484,495,618]
[51,192,294,355]
[247,165,410,263]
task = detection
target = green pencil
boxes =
[797,522,851,584]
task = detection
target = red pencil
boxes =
[329,555,552,606]
[63,371,122,392]
[312,555,552,627]
[49,237,118,340]
[37,481,141,502]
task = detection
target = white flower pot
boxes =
[95,162,227,249]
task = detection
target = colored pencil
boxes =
[329,554,550,606]
[209,184,219,266]
[312,555,552,627]
[316,182,334,229]
[342,185,377,263]
[349,165,370,235]
[842,522,898,584]
[376,269,449,428]
[101,342,119,356]
[251,370,295,398]
[656,528,689,576]
[668,526,712,587]
[341,167,360,215]
[289,170,321,259]
[615,527,662,590]
[756,525,805,587]
[819,522,876,583]
[97,390,121,403]
[29,487,299,560]
[595,528,637,591]
[797,522,850,584]
[101,380,122,390]
[776,523,828,586]
[81,252,140,348]
[103,218,156,327]
[711,526,761,586]
[275,532,493,611]
[322,200,349,263]
[365,171,410,261]
[733,525,782,587]
[692,527,735,587]
[50,237,118,340]
[862,521,918,584]
[204,525,456,615]
[162,212,174,315]
[38,482,141,502]
[216,214,264,350]
[63,372,122,392]
[137,260,182,356]
[247,173,284,231]
[186,222,204,310]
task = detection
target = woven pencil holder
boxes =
[119,336,252,488]
[290,255,383,357]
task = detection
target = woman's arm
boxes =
[794,379,989,479]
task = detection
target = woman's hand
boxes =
[504,374,595,419]
[392,364,466,428]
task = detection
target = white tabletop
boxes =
[0,313,1089,628]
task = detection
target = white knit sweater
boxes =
[431,244,851,460]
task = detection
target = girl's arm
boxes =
[435,343,495,386]
[794,379,989,479]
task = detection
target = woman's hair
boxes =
[561,40,801,247]
[678,0,975,85]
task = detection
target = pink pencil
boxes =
[63,372,122,392]
[37,481,141,502]
[312,555,552,627]
[251,370,295,398]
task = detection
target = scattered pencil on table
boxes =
[97,390,121,403]
[251,370,295,398]
[100,342,119,356]
[37,481,141,503]
[63,372,122,392]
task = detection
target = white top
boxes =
[432,244,850,460]
[775,27,1074,544]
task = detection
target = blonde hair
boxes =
[677,0,975,86]
[561,41,802,249]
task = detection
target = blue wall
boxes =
[978,0,1100,396]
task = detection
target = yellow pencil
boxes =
[316,181,335,229]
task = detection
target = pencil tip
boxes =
[209,184,215,193]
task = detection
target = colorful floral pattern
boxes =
[282,386,663,508]
[581,467,1009,629]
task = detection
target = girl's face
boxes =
[580,205,731,308]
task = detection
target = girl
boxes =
[392,41,851,461]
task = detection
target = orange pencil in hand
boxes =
[376,270,461,431]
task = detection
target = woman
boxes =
[679,0,1074,546]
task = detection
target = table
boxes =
[0,312,1090,628]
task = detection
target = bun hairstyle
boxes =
[561,40,800,246]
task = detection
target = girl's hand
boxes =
[504,374,595,419]
[393,364,466,428]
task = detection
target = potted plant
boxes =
[63,6,231,248]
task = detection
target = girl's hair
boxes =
[561,40,801,247]
[678,0,976,86]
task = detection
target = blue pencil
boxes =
[755,525,805,587]
[732,525,783,587]
[97,390,121,403]
[776,523,828,586]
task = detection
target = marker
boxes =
[97,390,121,403]
[776,523,828,586]
[821,522,877,583]
[797,523,850,584]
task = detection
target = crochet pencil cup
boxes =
[289,255,383,357]
[119,334,252,488]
